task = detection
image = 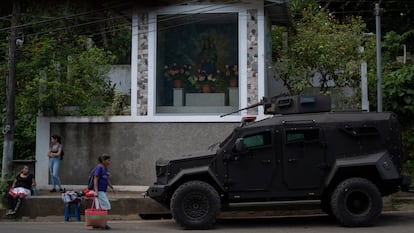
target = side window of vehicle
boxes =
[341,126,379,137]
[243,131,272,149]
[285,128,320,144]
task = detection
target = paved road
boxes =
[2,211,414,233]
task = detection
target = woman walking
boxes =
[92,154,115,229]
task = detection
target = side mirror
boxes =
[235,138,247,153]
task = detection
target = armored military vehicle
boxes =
[147,95,411,229]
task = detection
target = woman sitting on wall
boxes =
[6,165,36,216]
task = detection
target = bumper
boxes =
[146,184,167,199]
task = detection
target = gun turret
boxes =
[220,101,264,117]
[220,94,331,117]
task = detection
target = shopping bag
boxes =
[85,198,108,228]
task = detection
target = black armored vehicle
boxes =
[147,95,411,229]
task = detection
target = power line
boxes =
[0,1,132,32]
[3,0,411,38]
[18,15,126,40]
[0,0,240,43]
[0,0,231,33]
[2,1,411,45]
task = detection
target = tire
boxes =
[330,177,382,227]
[170,181,221,229]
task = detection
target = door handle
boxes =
[261,159,271,164]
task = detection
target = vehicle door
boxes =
[282,126,327,190]
[226,129,276,192]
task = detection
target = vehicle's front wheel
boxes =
[330,177,382,227]
[170,181,221,229]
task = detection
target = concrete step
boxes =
[0,190,169,221]
[0,189,401,222]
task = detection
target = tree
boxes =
[0,1,129,166]
[272,4,368,96]
[316,0,414,35]
[272,1,414,177]
[18,36,116,116]
[375,29,414,177]
[382,65,414,174]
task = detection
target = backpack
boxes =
[87,165,102,190]
[87,168,96,190]
[60,150,64,160]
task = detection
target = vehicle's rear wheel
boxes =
[330,177,382,227]
[170,181,221,229]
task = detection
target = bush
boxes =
[0,178,12,208]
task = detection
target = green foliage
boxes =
[289,0,319,19]
[107,25,132,64]
[383,65,414,116]
[0,35,116,160]
[0,1,129,161]
[0,178,12,207]
[272,2,414,180]
[17,35,116,116]
[365,29,414,178]
[111,92,131,115]
[382,30,414,70]
[383,65,414,167]
[272,3,368,95]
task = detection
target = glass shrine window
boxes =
[156,13,239,114]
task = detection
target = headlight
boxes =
[156,165,168,177]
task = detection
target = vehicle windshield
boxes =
[207,142,220,151]
[218,131,235,149]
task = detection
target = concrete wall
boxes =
[109,65,131,95]
[36,119,238,190]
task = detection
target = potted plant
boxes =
[225,64,238,87]
[164,63,192,89]
[189,69,219,93]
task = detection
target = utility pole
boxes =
[360,47,369,112]
[2,0,20,179]
[375,3,382,112]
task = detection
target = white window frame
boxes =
[132,2,266,122]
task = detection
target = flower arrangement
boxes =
[164,63,238,92]
[188,69,221,92]
[189,69,217,84]
[224,64,238,87]
[164,63,192,88]
[164,63,192,81]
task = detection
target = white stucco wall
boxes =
[109,65,131,95]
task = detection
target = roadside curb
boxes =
[1,191,414,222]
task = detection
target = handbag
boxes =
[61,191,81,203]
[85,198,108,228]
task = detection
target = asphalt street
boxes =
[1,211,414,233]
